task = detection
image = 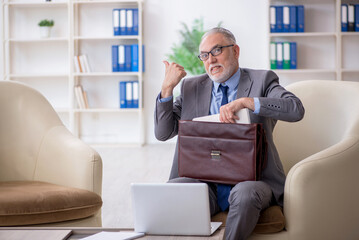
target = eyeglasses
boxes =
[197,44,234,61]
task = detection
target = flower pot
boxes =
[39,26,52,38]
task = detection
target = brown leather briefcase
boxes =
[178,120,267,185]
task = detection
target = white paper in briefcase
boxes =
[192,108,251,124]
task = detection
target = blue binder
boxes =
[131,44,139,72]
[125,45,132,72]
[119,81,127,108]
[290,42,297,69]
[276,42,283,69]
[283,6,290,32]
[132,81,139,108]
[348,4,355,31]
[126,9,134,35]
[118,45,125,72]
[342,4,348,32]
[133,8,139,35]
[112,45,119,72]
[113,9,120,36]
[270,6,276,33]
[356,5,359,32]
[289,6,297,32]
[126,81,133,108]
[119,9,127,35]
[275,6,283,32]
[297,5,304,32]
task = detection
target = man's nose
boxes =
[208,53,217,63]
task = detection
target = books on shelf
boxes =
[74,85,89,109]
[74,54,91,73]
[119,81,139,109]
[112,44,144,72]
[270,5,304,33]
[341,4,359,32]
[270,41,297,70]
[113,8,139,36]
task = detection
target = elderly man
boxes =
[154,27,304,239]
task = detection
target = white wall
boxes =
[143,0,269,143]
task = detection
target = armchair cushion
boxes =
[211,205,285,234]
[0,181,102,226]
[253,205,285,233]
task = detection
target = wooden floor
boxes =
[95,143,175,228]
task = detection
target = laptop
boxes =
[131,183,222,236]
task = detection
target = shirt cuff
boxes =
[253,97,260,114]
[157,93,173,103]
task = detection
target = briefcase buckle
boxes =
[211,150,221,159]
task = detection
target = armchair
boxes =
[247,80,359,240]
[0,81,103,227]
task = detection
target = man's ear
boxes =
[234,45,240,59]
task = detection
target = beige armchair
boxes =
[247,80,359,240]
[0,81,103,227]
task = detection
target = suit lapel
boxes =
[197,76,212,117]
[236,68,253,99]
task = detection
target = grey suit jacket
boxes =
[154,68,305,206]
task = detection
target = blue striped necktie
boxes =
[217,85,232,211]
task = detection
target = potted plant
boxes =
[38,19,54,38]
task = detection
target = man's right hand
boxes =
[161,61,187,98]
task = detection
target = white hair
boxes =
[201,27,237,45]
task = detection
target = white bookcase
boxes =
[269,0,359,86]
[1,0,144,145]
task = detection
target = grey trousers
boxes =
[168,177,273,240]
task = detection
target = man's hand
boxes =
[219,97,255,123]
[161,61,187,98]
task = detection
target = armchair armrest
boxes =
[34,126,102,196]
[284,136,359,240]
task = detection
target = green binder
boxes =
[283,42,291,69]
[270,42,277,69]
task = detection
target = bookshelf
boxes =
[1,0,144,145]
[269,0,359,86]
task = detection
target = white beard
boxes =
[207,63,236,83]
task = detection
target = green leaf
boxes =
[167,18,221,75]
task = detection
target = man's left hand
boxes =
[219,97,255,123]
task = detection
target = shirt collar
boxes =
[213,68,241,93]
